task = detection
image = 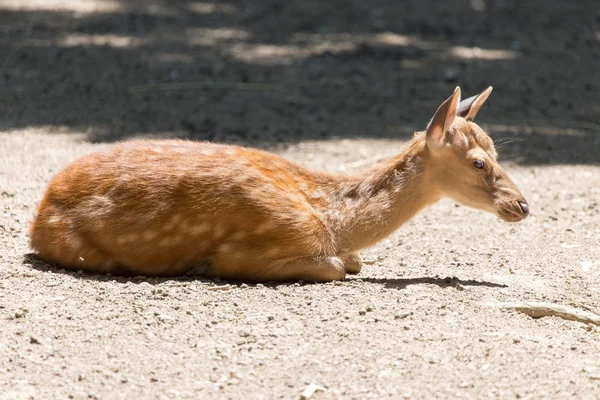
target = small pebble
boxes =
[395,312,412,320]
[454,282,466,291]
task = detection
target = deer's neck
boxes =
[323,137,440,253]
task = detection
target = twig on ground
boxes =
[300,383,326,400]
[486,302,600,326]
[161,282,211,287]
[207,284,234,291]
[577,304,598,314]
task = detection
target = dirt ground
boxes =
[1,0,599,399]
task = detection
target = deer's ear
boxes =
[426,87,461,148]
[457,86,493,121]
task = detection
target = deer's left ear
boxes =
[426,87,461,148]
[457,86,493,121]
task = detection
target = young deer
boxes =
[30,87,529,282]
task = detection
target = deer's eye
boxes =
[473,160,485,169]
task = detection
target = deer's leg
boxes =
[211,251,346,283]
[33,229,119,275]
[30,208,119,274]
[341,252,362,274]
[272,256,346,282]
[208,238,346,282]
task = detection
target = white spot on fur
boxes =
[265,247,281,257]
[343,197,354,208]
[159,237,172,247]
[165,213,184,230]
[190,223,210,235]
[117,233,138,245]
[48,215,62,224]
[69,235,84,249]
[219,243,233,253]
[179,220,190,230]
[254,222,274,234]
[151,147,164,153]
[214,224,226,238]
[231,231,246,241]
[142,230,158,240]
[310,189,327,200]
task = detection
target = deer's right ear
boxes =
[426,87,461,148]
[456,86,493,121]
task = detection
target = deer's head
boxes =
[424,87,529,222]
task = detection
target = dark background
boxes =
[0,0,598,164]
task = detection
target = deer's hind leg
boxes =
[210,243,346,282]
[269,256,347,283]
[31,223,118,274]
[30,205,119,274]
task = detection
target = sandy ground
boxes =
[1,0,600,399]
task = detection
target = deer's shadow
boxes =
[353,276,508,289]
[24,253,508,289]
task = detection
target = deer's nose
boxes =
[518,201,529,215]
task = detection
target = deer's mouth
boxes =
[497,205,526,222]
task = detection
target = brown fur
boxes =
[30,87,528,282]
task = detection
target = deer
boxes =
[29,87,529,283]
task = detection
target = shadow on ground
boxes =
[0,0,598,164]
[356,276,508,290]
[24,253,507,289]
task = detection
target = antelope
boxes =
[30,87,529,282]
